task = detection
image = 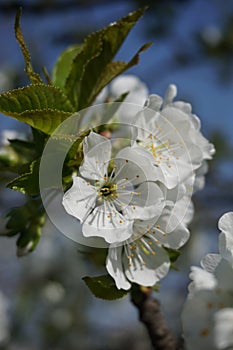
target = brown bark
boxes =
[131,285,183,350]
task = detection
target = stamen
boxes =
[140,238,156,255]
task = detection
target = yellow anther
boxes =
[200,329,209,337]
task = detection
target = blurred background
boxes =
[0,0,233,349]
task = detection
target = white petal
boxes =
[218,212,233,266]
[214,259,233,291]
[82,203,133,244]
[150,205,190,249]
[115,146,162,184]
[62,176,97,222]
[182,290,216,350]
[110,75,148,99]
[106,246,131,290]
[109,75,148,122]
[144,94,163,111]
[163,84,177,105]
[161,106,203,170]
[201,254,221,273]
[123,182,165,220]
[171,195,194,226]
[79,132,111,180]
[123,245,170,286]
[188,266,217,296]
[172,100,192,114]
[214,308,233,349]
[95,86,108,103]
[161,182,187,203]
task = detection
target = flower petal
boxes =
[82,203,133,244]
[215,259,233,291]
[163,84,177,106]
[182,290,216,350]
[123,244,170,286]
[188,266,217,296]
[106,246,131,290]
[62,176,97,223]
[150,205,190,249]
[214,308,233,349]
[79,132,111,180]
[144,94,163,111]
[218,212,233,267]
[115,146,162,184]
[200,254,221,273]
[123,182,165,220]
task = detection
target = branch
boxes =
[131,285,183,350]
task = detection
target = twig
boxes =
[131,285,182,350]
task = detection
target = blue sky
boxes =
[0,0,233,145]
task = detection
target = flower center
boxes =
[99,182,118,200]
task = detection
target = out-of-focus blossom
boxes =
[182,212,233,350]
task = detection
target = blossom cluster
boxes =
[62,76,215,290]
[182,212,233,350]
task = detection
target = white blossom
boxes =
[106,204,190,290]
[110,74,148,106]
[182,212,233,350]
[62,132,165,244]
[127,84,215,190]
[95,74,148,122]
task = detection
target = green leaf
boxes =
[65,7,148,109]
[52,45,83,91]
[5,199,45,256]
[81,42,152,108]
[83,274,129,300]
[164,248,181,268]
[15,8,43,84]
[0,84,75,134]
[7,159,40,196]
[16,223,42,257]
[8,139,33,152]
[6,199,42,235]
[31,128,48,155]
